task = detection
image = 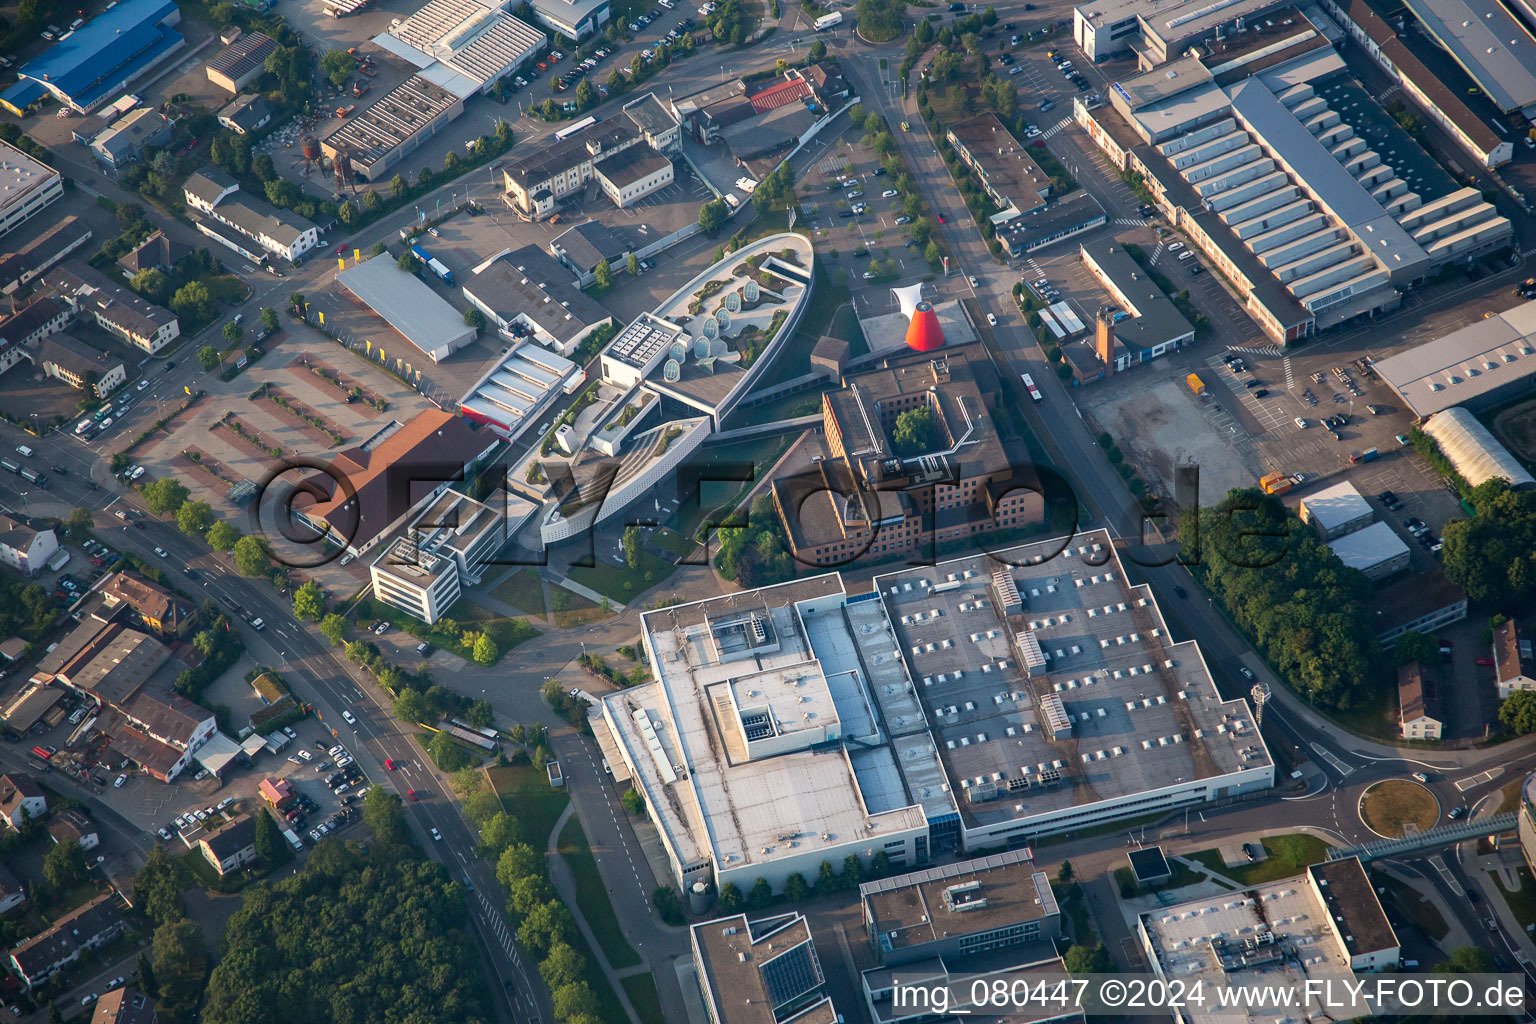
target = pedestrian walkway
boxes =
[1040,115,1073,140]
[540,571,625,613]
[546,803,642,1024]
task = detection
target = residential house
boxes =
[47,808,100,852]
[183,168,318,263]
[1397,662,1443,741]
[0,773,42,829]
[91,987,158,1024]
[99,571,197,639]
[1496,619,1536,699]
[217,93,273,135]
[0,516,59,577]
[0,861,27,915]
[39,334,127,398]
[115,230,189,277]
[45,260,180,355]
[89,109,174,171]
[198,813,257,875]
[8,892,125,989]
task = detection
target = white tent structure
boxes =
[892,282,924,320]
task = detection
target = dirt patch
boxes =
[1081,376,1255,504]
[1492,397,1536,463]
[1360,780,1440,838]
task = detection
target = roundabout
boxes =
[1359,779,1441,838]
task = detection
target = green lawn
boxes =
[650,527,694,559]
[566,547,675,605]
[205,273,251,305]
[1113,859,1203,896]
[486,764,570,850]
[1188,834,1332,887]
[356,595,536,664]
[557,815,641,969]
[491,567,548,617]
[1495,867,1536,934]
[623,973,665,1024]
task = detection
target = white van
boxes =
[1294,417,1308,429]
[14,446,32,458]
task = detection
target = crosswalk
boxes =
[1225,344,1284,357]
[1112,217,1148,227]
[1040,116,1073,140]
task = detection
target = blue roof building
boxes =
[1,0,185,116]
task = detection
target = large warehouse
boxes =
[601,529,1274,895]
[336,255,476,362]
[1420,407,1536,489]
[1398,0,1536,118]
[1376,299,1536,419]
[0,143,63,242]
[1077,12,1512,344]
[372,0,546,95]
[0,0,185,115]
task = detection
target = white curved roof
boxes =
[892,283,924,320]
[1421,407,1536,489]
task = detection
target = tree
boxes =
[699,199,727,234]
[892,405,938,456]
[924,240,943,267]
[393,687,429,724]
[1394,631,1440,667]
[363,788,410,846]
[292,580,325,621]
[809,38,826,60]
[206,520,241,551]
[428,731,476,771]
[47,1004,60,1024]
[1059,859,1075,884]
[718,881,743,913]
[1437,946,1496,973]
[782,872,809,901]
[63,506,93,544]
[171,281,216,324]
[43,838,86,890]
[623,524,643,570]
[575,78,597,110]
[621,787,645,815]
[747,877,773,909]
[627,251,640,276]
[260,307,280,333]
[593,258,614,290]
[319,613,348,646]
[136,951,158,998]
[176,500,214,537]
[519,899,575,955]
[464,307,485,332]
[856,0,907,43]
[1063,942,1115,974]
[253,808,285,863]
[552,982,600,1022]
[152,917,207,1024]
[143,477,190,516]
[1501,691,1536,735]
[133,847,188,926]
[265,179,300,209]
[496,842,545,890]
[321,49,354,87]
[222,322,243,346]
[232,535,271,577]
[654,884,684,925]
[131,267,171,305]
[398,249,418,273]
[816,860,840,895]
[198,344,222,372]
[471,632,499,666]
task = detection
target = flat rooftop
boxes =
[323,76,462,172]
[692,913,835,1024]
[609,575,932,877]
[0,140,60,220]
[1299,480,1372,531]
[1375,298,1536,417]
[336,254,476,361]
[860,847,1059,953]
[1326,520,1409,571]
[873,529,1273,830]
[1080,238,1196,350]
[1141,874,1357,1024]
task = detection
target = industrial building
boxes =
[999,190,1109,256]
[1419,408,1536,489]
[857,850,1078,1024]
[501,94,680,218]
[1494,619,1536,698]
[369,488,533,624]
[322,76,467,182]
[1077,238,1196,373]
[601,527,1273,896]
[38,334,126,398]
[0,142,64,242]
[375,0,546,96]
[458,337,583,440]
[945,114,1052,221]
[1322,0,1513,169]
[1076,14,1512,344]
[1397,661,1442,739]
[182,168,320,264]
[45,260,180,355]
[1326,520,1411,579]
[461,245,613,356]
[205,30,279,94]
[336,255,477,362]
[1074,0,1291,66]
[1396,0,1536,118]
[88,109,174,171]
[289,410,500,557]
[690,913,840,1024]
[0,0,185,116]
[1376,302,1536,419]
[1298,480,1373,539]
[1138,856,1397,1024]
[527,0,611,40]
[550,220,630,285]
[0,217,92,295]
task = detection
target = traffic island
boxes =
[1359,779,1440,838]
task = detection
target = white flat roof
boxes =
[1300,480,1372,531]
[1375,298,1536,417]
[1326,520,1410,570]
[1401,0,1536,113]
[336,255,476,361]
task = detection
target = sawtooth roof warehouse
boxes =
[599,529,1275,895]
